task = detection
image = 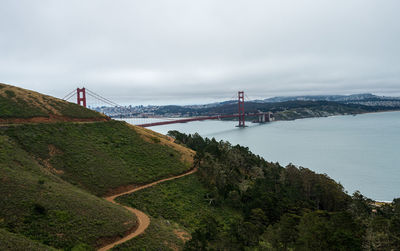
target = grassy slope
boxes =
[131,124,195,165]
[0,83,197,250]
[0,228,58,251]
[0,83,104,119]
[3,120,194,196]
[0,135,137,249]
[115,174,241,250]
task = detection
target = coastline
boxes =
[271,109,400,123]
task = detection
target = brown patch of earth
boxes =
[42,159,64,175]
[48,144,62,156]
[164,241,180,251]
[173,229,191,242]
[40,145,65,175]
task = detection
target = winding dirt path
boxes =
[98,167,198,251]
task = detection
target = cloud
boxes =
[1,0,399,105]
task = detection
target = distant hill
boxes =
[104,93,400,120]
[187,93,400,109]
[184,93,400,108]
[141,99,399,122]
[262,93,400,103]
[264,93,371,102]
[0,83,107,123]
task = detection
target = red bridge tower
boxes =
[77,87,86,107]
[238,91,245,127]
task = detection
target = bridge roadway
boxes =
[135,113,264,127]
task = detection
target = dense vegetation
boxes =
[116,174,241,250]
[117,130,400,250]
[0,135,137,250]
[118,174,239,230]
[2,121,191,196]
[0,83,104,119]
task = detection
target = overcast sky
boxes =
[1,0,399,105]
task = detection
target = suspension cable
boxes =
[86,92,117,107]
[62,89,76,100]
[85,88,122,107]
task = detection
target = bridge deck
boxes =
[137,113,263,127]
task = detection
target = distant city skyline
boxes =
[1,0,399,105]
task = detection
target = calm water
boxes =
[128,111,400,201]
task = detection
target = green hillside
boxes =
[0,83,196,250]
[0,83,106,121]
[3,120,193,196]
[0,135,137,249]
[0,228,57,251]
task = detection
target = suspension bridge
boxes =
[62,88,274,128]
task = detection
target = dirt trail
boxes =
[98,168,198,251]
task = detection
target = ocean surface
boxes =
[125,111,400,201]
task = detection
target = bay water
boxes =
[126,111,400,201]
